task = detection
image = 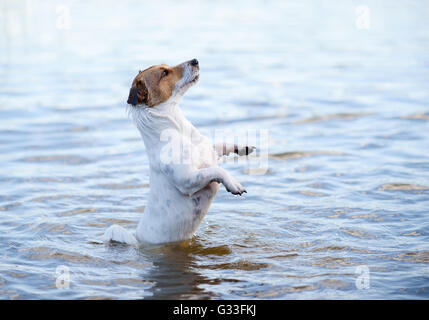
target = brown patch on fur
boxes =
[128,64,184,107]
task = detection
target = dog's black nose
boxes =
[191,59,199,66]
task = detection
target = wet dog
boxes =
[103,59,253,244]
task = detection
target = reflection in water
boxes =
[141,239,230,299]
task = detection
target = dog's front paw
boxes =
[234,145,256,156]
[224,177,247,196]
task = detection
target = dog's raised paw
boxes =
[235,145,256,156]
[224,178,246,196]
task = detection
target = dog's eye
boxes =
[161,69,169,78]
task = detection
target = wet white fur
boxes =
[103,62,246,244]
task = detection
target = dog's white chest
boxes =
[132,106,219,243]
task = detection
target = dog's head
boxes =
[127,59,200,107]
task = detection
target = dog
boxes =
[103,59,254,244]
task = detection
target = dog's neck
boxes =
[129,99,194,153]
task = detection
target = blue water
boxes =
[0,0,428,299]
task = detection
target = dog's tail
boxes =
[102,225,137,245]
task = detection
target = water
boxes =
[1,0,428,299]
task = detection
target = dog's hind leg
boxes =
[213,143,256,157]
[102,225,137,245]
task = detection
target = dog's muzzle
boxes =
[177,59,200,90]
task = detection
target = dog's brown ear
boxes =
[127,80,149,106]
[127,86,139,106]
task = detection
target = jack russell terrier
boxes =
[103,59,254,245]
